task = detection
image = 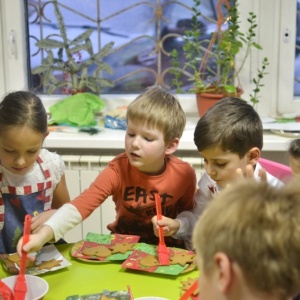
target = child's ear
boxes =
[247,147,260,165]
[213,252,233,294]
[165,137,179,155]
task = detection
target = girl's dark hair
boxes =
[0,91,47,134]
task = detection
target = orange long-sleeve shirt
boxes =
[71,153,196,247]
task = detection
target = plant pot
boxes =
[196,92,224,117]
[196,88,243,117]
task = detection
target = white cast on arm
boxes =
[44,203,82,242]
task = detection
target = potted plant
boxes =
[31,0,115,126]
[170,0,269,116]
[32,0,114,95]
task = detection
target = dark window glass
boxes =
[27,0,223,94]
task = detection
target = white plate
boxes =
[2,274,48,300]
[271,129,300,138]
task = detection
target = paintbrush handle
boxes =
[180,280,199,300]
[19,214,32,275]
[155,194,162,219]
[155,194,165,243]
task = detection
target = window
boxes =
[277,0,300,114]
[0,0,299,117]
[27,0,227,95]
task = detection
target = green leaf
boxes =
[78,59,94,70]
[47,50,54,64]
[54,80,71,88]
[69,44,88,53]
[96,78,114,87]
[68,60,79,71]
[58,48,63,60]
[94,42,114,60]
[93,62,114,75]
[32,65,50,74]
[252,42,263,50]
[36,39,65,49]
[224,85,237,94]
[70,28,93,45]
[81,68,88,79]
[49,74,58,84]
[47,85,57,95]
[85,39,94,56]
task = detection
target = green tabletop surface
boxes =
[0,244,199,299]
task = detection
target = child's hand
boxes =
[31,210,57,233]
[258,168,267,182]
[235,164,267,182]
[17,225,54,258]
[235,164,255,179]
[151,215,180,236]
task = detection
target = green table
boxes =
[1,244,198,299]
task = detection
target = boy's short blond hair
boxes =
[192,179,300,299]
[126,86,186,144]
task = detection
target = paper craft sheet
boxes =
[0,244,71,275]
[122,243,196,276]
[71,232,140,261]
[66,289,130,300]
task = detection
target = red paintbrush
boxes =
[154,194,170,266]
[14,214,32,300]
[127,285,134,300]
[180,279,199,300]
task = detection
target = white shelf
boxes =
[44,126,293,152]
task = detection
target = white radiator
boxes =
[61,154,205,243]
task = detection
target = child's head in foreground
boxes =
[288,139,300,176]
[192,179,300,300]
[125,86,185,174]
[194,97,263,188]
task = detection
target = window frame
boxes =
[0,0,299,117]
[277,0,300,114]
[0,0,28,94]
[0,0,5,94]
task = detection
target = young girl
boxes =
[0,91,70,253]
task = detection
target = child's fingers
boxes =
[16,239,23,257]
[26,252,37,262]
[235,168,243,179]
[23,239,43,254]
[151,216,159,236]
[258,168,267,183]
[245,164,255,178]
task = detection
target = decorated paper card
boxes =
[0,244,72,275]
[66,289,130,300]
[71,233,140,262]
[121,243,196,276]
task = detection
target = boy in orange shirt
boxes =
[17,86,196,253]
